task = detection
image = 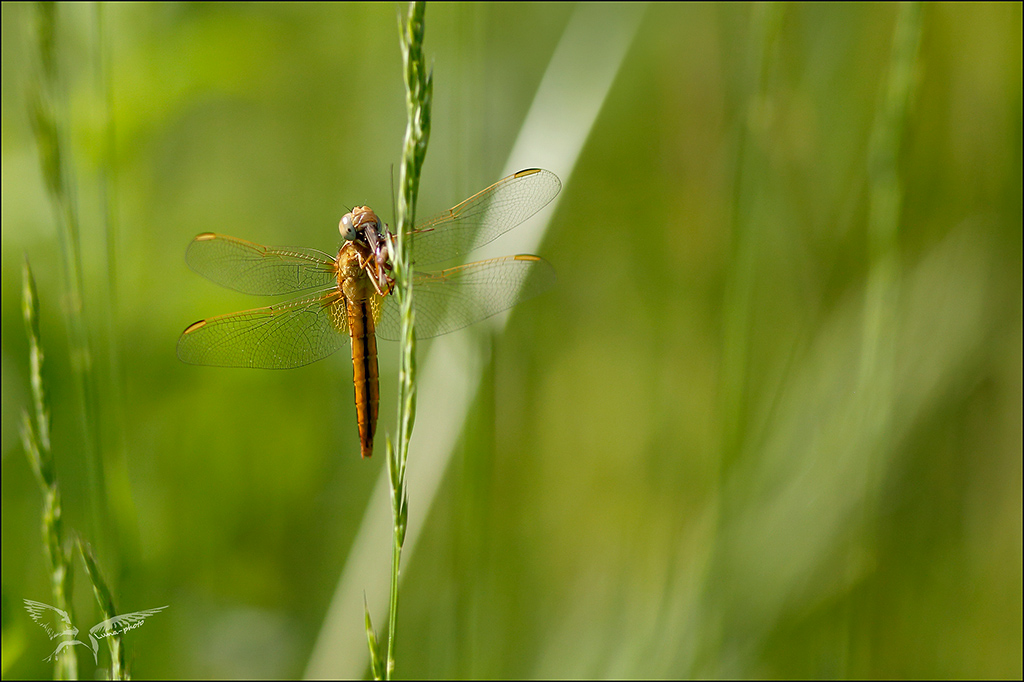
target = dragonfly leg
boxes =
[356,251,392,297]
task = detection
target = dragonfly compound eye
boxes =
[339,213,359,241]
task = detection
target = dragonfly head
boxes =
[339,206,382,244]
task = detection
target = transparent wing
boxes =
[185,233,337,295]
[374,255,556,340]
[177,290,350,369]
[405,168,560,266]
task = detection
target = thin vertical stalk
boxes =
[389,1,431,673]
[860,1,922,389]
[94,0,140,562]
[29,0,108,550]
[702,4,783,673]
[853,2,922,670]
[22,259,78,681]
[718,1,783,476]
[79,541,127,679]
[365,2,432,679]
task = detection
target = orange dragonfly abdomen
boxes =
[335,239,383,458]
[347,300,379,458]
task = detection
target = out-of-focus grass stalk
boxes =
[21,258,79,681]
[364,3,432,679]
[858,0,922,521]
[29,0,108,550]
[854,2,922,663]
[718,2,783,472]
[707,2,782,669]
[860,2,922,393]
[93,1,140,561]
[79,541,126,680]
[95,4,120,315]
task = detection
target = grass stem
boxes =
[79,541,127,679]
[365,2,432,679]
[22,258,78,681]
[29,0,109,556]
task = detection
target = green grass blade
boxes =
[21,257,78,681]
[79,540,127,679]
[28,0,109,554]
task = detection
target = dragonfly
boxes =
[178,168,560,458]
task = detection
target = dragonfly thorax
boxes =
[335,240,377,300]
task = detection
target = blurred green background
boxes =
[2,2,1021,679]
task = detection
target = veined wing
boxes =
[405,169,560,266]
[177,290,350,369]
[186,233,337,295]
[374,255,556,341]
